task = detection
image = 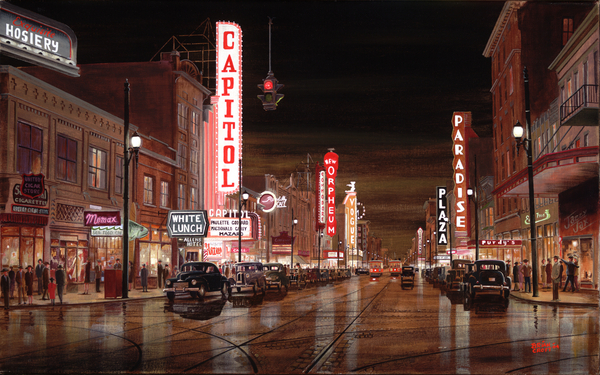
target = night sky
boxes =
[7,0,506,257]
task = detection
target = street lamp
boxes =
[238,190,249,263]
[512,67,539,298]
[122,80,141,299]
[290,209,298,267]
[337,240,342,269]
[467,187,479,261]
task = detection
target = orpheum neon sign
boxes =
[324,151,339,236]
[215,22,242,193]
[452,112,470,236]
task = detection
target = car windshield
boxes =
[182,264,206,273]
[237,264,262,272]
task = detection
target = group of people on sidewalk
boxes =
[507,256,579,302]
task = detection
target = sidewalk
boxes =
[3,285,165,310]
[510,287,598,307]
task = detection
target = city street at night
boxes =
[0,276,597,374]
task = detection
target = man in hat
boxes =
[16,265,25,305]
[41,262,49,300]
[1,268,9,309]
[55,265,66,304]
[512,262,520,291]
[157,260,163,289]
[551,256,561,301]
[35,259,44,295]
[141,264,148,292]
[520,259,532,293]
[560,255,579,293]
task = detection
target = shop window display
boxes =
[562,237,593,287]
[139,225,172,278]
[1,226,44,269]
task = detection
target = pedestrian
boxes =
[505,260,511,278]
[141,264,148,292]
[16,265,25,305]
[41,262,50,300]
[521,259,532,293]
[157,260,163,289]
[25,265,34,305]
[35,259,44,295]
[512,262,520,291]
[545,258,552,290]
[518,262,525,291]
[164,264,170,281]
[540,259,547,288]
[55,265,66,304]
[48,277,56,306]
[560,256,579,292]
[551,256,561,301]
[559,260,564,289]
[114,258,122,270]
[574,258,580,291]
[1,268,10,310]
[8,266,15,299]
[82,260,90,294]
[128,261,134,291]
[95,261,102,292]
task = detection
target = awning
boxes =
[293,255,308,265]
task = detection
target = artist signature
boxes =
[531,341,559,353]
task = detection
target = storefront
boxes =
[139,224,174,287]
[0,214,46,270]
[559,178,598,290]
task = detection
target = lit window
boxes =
[562,18,574,46]
[178,184,186,209]
[88,147,107,190]
[17,122,43,174]
[144,176,154,205]
[160,181,169,208]
[57,135,77,182]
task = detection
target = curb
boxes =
[509,293,598,307]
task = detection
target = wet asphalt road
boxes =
[0,275,598,374]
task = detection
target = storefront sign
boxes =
[344,192,357,250]
[452,112,471,236]
[324,151,338,236]
[13,184,47,206]
[230,247,250,254]
[436,186,448,245]
[208,217,250,239]
[324,251,344,259]
[478,239,522,247]
[167,210,209,237]
[434,255,450,260]
[11,204,48,215]
[0,1,79,76]
[20,173,44,198]
[523,209,552,225]
[204,242,223,259]
[91,226,122,236]
[259,191,276,212]
[215,21,242,193]
[316,163,326,230]
[84,211,121,226]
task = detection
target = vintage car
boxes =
[163,262,229,301]
[263,262,290,291]
[444,259,472,303]
[356,266,369,275]
[369,260,384,277]
[401,266,415,289]
[389,261,402,277]
[463,259,511,311]
[230,262,267,294]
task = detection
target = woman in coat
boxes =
[25,265,34,304]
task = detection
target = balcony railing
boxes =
[560,84,599,125]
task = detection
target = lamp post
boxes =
[337,240,342,269]
[513,67,538,297]
[467,187,479,261]
[238,189,249,263]
[318,229,323,273]
[290,209,298,267]
[122,80,141,299]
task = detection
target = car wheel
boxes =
[463,292,472,311]
[198,284,207,298]
[221,282,229,296]
[190,291,198,299]
[167,292,175,301]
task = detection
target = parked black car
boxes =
[164,262,230,301]
[463,260,511,311]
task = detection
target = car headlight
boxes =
[166,280,171,286]
[191,279,197,285]
[246,273,250,279]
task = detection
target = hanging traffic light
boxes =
[257,72,284,111]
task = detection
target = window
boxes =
[177,144,187,171]
[562,18,574,46]
[177,103,188,130]
[56,135,77,182]
[144,176,154,205]
[573,71,579,91]
[160,181,169,208]
[190,149,198,174]
[88,147,107,190]
[17,122,42,174]
[508,66,514,95]
[506,151,510,177]
[190,187,198,210]
[178,184,185,209]
[115,156,123,194]
[191,111,199,135]
[584,133,589,147]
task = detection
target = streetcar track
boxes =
[504,354,598,373]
